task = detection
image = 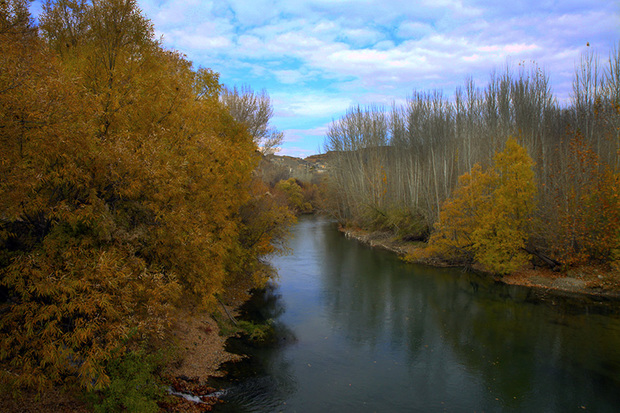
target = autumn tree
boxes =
[324,49,620,271]
[1,0,293,397]
[428,139,537,274]
[473,139,537,273]
[1,0,181,391]
[427,163,497,264]
[275,178,314,214]
[224,177,296,302]
[540,135,620,266]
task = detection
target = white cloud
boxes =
[283,126,330,143]
[273,69,305,84]
[169,31,232,50]
[272,92,353,118]
[397,22,435,39]
[31,0,617,157]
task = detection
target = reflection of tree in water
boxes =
[215,280,298,412]
[430,273,620,411]
[317,227,439,359]
[217,218,620,411]
[240,280,287,324]
[315,223,620,411]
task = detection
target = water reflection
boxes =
[216,216,620,412]
[215,283,298,412]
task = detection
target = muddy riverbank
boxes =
[340,226,620,304]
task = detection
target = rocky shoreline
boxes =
[340,226,620,304]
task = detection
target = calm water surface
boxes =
[215,216,620,412]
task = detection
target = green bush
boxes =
[89,349,163,413]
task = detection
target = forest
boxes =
[324,46,620,275]
[2,0,619,409]
[0,0,311,409]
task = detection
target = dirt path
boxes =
[165,308,243,381]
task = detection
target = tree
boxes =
[322,46,619,272]
[2,0,291,394]
[429,139,537,274]
[429,163,497,264]
[541,134,620,265]
[472,138,537,273]
[1,1,182,391]
[0,0,34,36]
[220,85,283,154]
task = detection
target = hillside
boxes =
[260,152,332,184]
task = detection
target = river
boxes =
[214,216,620,412]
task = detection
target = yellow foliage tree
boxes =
[429,138,537,274]
[1,0,292,395]
[429,163,497,263]
[275,178,313,214]
[1,1,182,391]
[473,138,537,273]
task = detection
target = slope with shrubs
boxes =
[0,0,295,407]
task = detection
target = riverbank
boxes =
[340,225,620,302]
[166,306,243,381]
[0,306,243,413]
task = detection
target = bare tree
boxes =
[324,52,619,258]
[220,85,283,155]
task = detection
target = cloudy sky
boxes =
[32,1,620,157]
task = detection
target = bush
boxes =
[89,349,163,413]
[275,178,314,214]
[358,206,429,241]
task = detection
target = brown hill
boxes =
[260,153,331,184]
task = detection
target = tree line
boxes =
[325,46,619,274]
[0,0,296,404]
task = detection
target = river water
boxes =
[214,216,620,412]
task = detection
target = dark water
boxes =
[215,216,620,412]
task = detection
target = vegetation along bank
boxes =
[0,1,326,411]
[322,44,620,302]
[2,0,619,410]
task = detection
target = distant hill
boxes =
[260,152,333,184]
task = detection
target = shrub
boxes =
[89,349,163,413]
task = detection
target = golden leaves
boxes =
[430,138,537,274]
[1,0,282,393]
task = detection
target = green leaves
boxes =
[89,348,163,413]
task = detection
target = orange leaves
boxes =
[1,242,181,389]
[541,135,620,266]
[1,0,292,395]
[430,138,537,274]
[430,163,496,262]
[433,134,617,272]
[275,178,312,214]
[473,139,537,273]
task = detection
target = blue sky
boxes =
[31,1,620,157]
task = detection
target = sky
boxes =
[31,1,620,158]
